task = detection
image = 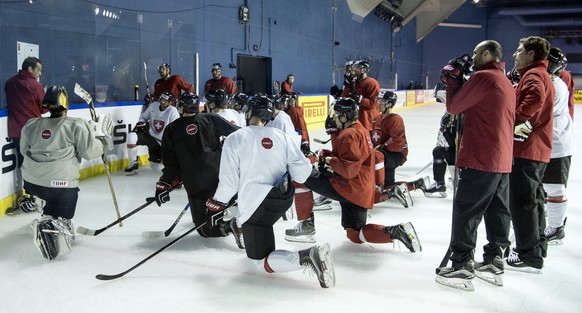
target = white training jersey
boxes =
[550,76,574,158]
[267,111,301,146]
[139,102,180,141]
[213,126,312,223]
[20,116,104,188]
[217,109,246,127]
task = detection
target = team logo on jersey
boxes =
[261,137,273,149]
[186,123,198,135]
[371,129,382,146]
[41,129,52,140]
[153,120,165,133]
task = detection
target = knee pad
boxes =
[127,132,138,147]
[543,183,566,198]
[432,146,446,159]
[346,228,363,244]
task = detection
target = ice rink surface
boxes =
[1,103,581,313]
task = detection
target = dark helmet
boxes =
[177,92,200,113]
[42,86,69,112]
[159,91,175,105]
[333,97,358,121]
[276,94,292,110]
[383,91,397,108]
[547,47,567,75]
[232,92,249,109]
[205,89,228,109]
[248,94,274,124]
[158,63,171,72]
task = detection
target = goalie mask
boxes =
[547,47,567,75]
[205,89,228,111]
[177,92,200,114]
[42,86,69,112]
[247,95,274,125]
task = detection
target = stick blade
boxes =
[76,226,97,236]
[73,83,93,104]
[141,231,166,239]
[96,273,125,281]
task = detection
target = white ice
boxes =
[1,103,581,313]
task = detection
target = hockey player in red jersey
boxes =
[150,63,194,102]
[341,60,381,131]
[284,97,421,252]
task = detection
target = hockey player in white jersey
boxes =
[206,95,335,288]
[21,86,112,260]
[125,91,180,175]
[205,89,246,127]
[267,94,301,146]
[542,47,574,246]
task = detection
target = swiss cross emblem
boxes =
[261,137,273,149]
[153,120,165,133]
[186,123,198,135]
[41,129,52,140]
[371,129,382,146]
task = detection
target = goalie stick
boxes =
[313,138,331,144]
[74,83,123,227]
[141,203,190,238]
[77,198,155,236]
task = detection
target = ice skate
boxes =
[228,218,245,249]
[474,256,504,286]
[285,218,315,243]
[423,181,447,198]
[32,216,75,260]
[435,261,475,292]
[387,185,408,208]
[313,195,332,211]
[299,243,335,288]
[384,222,422,252]
[505,249,542,274]
[398,183,413,207]
[545,225,565,246]
[124,162,139,176]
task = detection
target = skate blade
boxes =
[475,271,503,286]
[313,204,332,211]
[125,170,139,176]
[318,243,336,288]
[285,234,316,243]
[435,276,475,291]
[505,266,542,274]
[547,239,563,246]
[402,222,422,252]
[423,191,447,198]
[314,199,333,206]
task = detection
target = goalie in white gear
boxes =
[20,86,112,260]
[125,91,180,175]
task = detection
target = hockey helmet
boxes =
[276,94,292,111]
[177,92,200,114]
[547,47,567,75]
[247,94,274,125]
[332,97,359,122]
[232,92,249,110]
[205,89,228,109]
[211,63,222,70]
[382,91,397,108]
[354,60,370,71]
[159,92,176,106]
[42,86,69,112]
[158,63,171,72]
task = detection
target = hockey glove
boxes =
[343,73,353,88]
[206,198,227,227]
[133,121,148,133]
[154,181,172,206]
[144,94,154,105]
[300,142,311,156]
[318,156,335,178]
[514,121,533,141]
[17,194,37,213]
[350,94,363,104]
[325,116,338,135]
[507,67,521,85]
[440,54,472,86]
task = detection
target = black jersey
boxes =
[160,113,239,199]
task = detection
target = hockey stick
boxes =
[77,198,156,236]
[141,203,190,238]
[415,161,432,174]
[144,62,150,95]
[74,83,123,227]
[313,138,331,144]
[96,222,206,280]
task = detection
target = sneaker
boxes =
[544,225,565,245]
[384,222,422,252]
[387,186,408,208]
[285,218,316,243]
[423,181,446,198]
[313,195,332,211]
[474,256,504,286]
[124,162,139,176]
[435,261,475,291]
[505,249,542,274]
[299,243,335,288]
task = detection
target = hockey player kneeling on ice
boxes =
[285,98,422,253]
[125,91,180,175]
[204,89,246,127]
[206,95,335,288]
[154,92,244,248]
[20,86,112,260]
